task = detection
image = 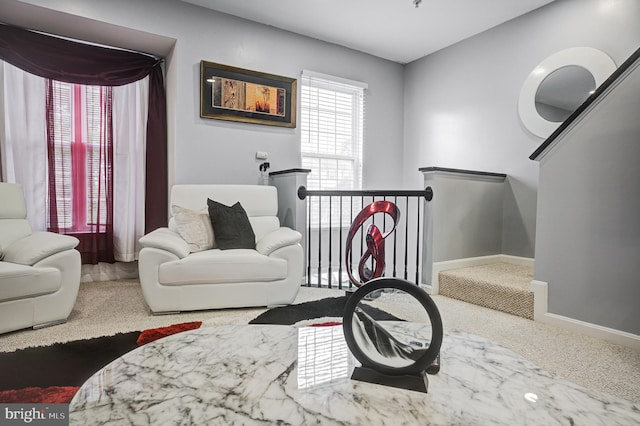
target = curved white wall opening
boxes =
[518,47,616,138]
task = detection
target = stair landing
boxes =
[439,262,534,319]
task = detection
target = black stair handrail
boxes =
[298,186,433,201]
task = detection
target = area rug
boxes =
[0,321,202,404]
[0,386,81,404]
[249,295,400,325]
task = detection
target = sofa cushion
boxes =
[3,232,79,266]
[171,205,216,252]
[0,219,32,249]
[0,262,61,302]
[207,199,256,250]
[158,249,287,286]
[0,183,27,219]
[256,228,302,256]
[139,228,190,259]
[169,185,280,241]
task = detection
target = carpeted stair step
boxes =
[439,262,534,319]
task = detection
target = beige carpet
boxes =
[439,262,534,319]
[0,279,638,404]
[0,279,336,352]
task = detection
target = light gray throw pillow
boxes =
[171,205,216,252]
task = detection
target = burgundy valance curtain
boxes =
[0,24,167,233]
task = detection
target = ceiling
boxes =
[182,0,557,64]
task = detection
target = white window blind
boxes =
[48,81,110,231]
[49,81,73,230]
[84,85,110,226]
[301,71,366,227]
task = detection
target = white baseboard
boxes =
[425,254,534,295]
[532,280,640,351]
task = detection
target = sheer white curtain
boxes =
[1,61,147,262]
[113,77,148,262]
[1,62,47,231]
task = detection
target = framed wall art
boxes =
[200,60,297,128]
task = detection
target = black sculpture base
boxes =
[426,353,441,375]
[351,366,429,393]
[345,288,356,298]
[345,287,383,300]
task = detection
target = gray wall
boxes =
[422,170,506,285]
[403,0,640,258]
[8,0,405,190]
[535,57,640,335]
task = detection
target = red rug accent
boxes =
[309,321,343,327]
[136,321,203,346]
[0,386,80,404]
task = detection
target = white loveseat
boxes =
[0,183,81,334]
[138,184,303,314]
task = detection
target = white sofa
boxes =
[138,184,303,314]
[0,183,81,334]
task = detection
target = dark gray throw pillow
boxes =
[207,199,256,250]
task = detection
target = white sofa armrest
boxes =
[3,232,79,266]
[256,227,302,256]
[139,228,190,259]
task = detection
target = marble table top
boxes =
[69,324,640,425]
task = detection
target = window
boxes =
[1,25,161,265]
[300,71,366,226]
[47,80,112,233]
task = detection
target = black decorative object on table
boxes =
[341,200,442,393]
[342,278,443,393]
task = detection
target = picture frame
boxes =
[200,60,297,128]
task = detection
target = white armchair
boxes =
[138,185,303,314]
[0,183,81,334]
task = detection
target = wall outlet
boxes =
[256,151,268,160]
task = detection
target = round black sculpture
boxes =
[342,278,443,392]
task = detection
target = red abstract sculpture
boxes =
[345,201,401,287]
